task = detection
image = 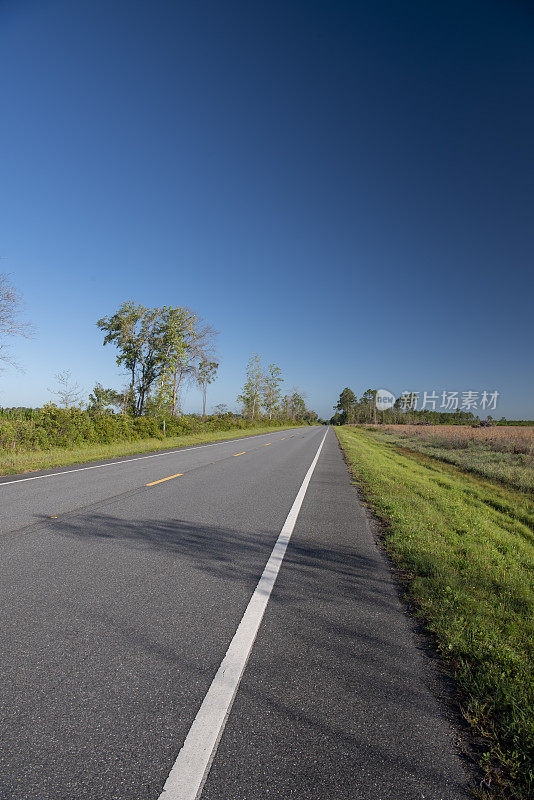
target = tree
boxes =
[196,358,219,420]
[335,388,357,424]
[279,386,307,422]
[169,312,218,416]
[361,388,377,423]
[97,302,219,417]
[262,364,283,419]
[97,302,183,416]
[49,370,83,409]
[87,383,124,414]
[289,389,306,421]
[237,353,264,419]
[98,302,150,414]
[153,307,193,414]
[0,273,33,369]
[280,394,291,420]
[329,411,342,425]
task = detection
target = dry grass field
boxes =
[379,424,534,453]
[368,425,534,492]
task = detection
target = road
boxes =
[0,426,469,800]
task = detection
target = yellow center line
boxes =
[264,443,271,446]
[146,473,183,486]
[233,452,246,457]
[281,437,286,440]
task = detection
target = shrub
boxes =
[0,406,303,454]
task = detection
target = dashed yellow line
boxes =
[281,437,286,440]
[146,473,183,486]
[146,437,285,483]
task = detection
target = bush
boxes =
[0,406,305,454]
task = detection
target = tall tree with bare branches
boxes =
[0,273,33,368]
[170,312,218,415]
[237,353,264,419]
[196,358,219,420]
[48,370,84,408]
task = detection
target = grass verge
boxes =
[335,426,534,799]
[373,428,534,494]
[0,424,308,477]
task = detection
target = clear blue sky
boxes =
[1,0,533,418]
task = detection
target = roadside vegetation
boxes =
[0,418,307,476]
[374,424,534,493]
[335,426,534,800]
[0,291,320,475]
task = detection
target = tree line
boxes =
[237,353,317,424]
[331,387,488,426]
[94,308,317,422]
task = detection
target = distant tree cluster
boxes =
[330,387,488,426]
[332,388,378,424]
[237,353,318,423]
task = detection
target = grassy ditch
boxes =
[335,426,534,799]
[0,424,308,476]
[373,425,534,493]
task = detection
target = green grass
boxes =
[0,424,308,476]
[375,430,534,494]
[335,426,534,799]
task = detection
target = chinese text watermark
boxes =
[376,390,500,413]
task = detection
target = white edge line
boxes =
[0,428,315,487]
[157,427,328,800]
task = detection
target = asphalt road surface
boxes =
[0,426,469,799]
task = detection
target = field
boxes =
[371,425,534,493]
[335,426,534,799]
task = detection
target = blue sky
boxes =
[1,0,533,419]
